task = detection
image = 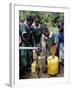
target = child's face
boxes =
[57,21,64,35]
[44,30,49,37]
[44,32,48,37]
[42,27,50,37]
[35,18,40,27]
[27,21,33,27]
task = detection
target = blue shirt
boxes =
[55,32,64,60]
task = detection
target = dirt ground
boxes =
[20,65,64,79]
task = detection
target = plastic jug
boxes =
[47,56,58,75]
[31,61,36,72]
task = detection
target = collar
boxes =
[32,22,41,29]
[23,20,30,29]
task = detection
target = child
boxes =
[39,26,55,73]
[41,26,55,58]
[55,20,64,65]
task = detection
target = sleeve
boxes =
[55,32,59,56]
[55,32,59,44]
[31,27,35,34]
[41,34,46,48]
[22,25,27,36]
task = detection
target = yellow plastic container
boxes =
[50,45,56,55]
[31,61,36,72]
[47,56,58,75]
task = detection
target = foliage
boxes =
[19,11,64,33]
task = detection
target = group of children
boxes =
[19,15,64,78]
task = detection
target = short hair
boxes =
[57,20,64,32]
[26,15,34,22]
[42,25,49,33]
[35,15,41,21]
[57,19,64,27]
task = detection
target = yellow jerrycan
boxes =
[31,61,36,72]
[47,56,58,75]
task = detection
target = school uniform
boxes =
[41,32,55,61]
[19,21,33,71]
[32,23,42,47]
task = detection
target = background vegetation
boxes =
[19,11,64,33]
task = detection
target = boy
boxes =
[32,15,43,47]
[55,20,64,65]
[19,15,34,78]
[41,26,55,57]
